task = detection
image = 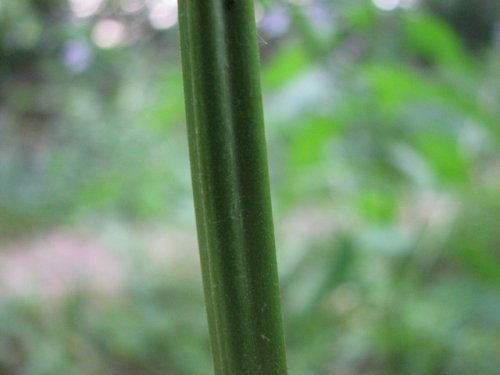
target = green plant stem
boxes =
[177,0,288,374]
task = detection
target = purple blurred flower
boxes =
[259,6,290,37]
[62,39,93,73]
[306,2,332,31]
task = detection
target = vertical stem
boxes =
[177,0,288,374]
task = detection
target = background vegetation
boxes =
[1,0,499,374]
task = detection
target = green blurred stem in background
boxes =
[177,0,288,374]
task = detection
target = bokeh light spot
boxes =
[68,0,103,18]
[148,0,178,30]
[372,0,399,11]
[92,19,126,49]
[120,0,145,13]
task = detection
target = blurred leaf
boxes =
[262,44,310,90]
[288,116,338,166]
[414,133,469,184]
[404,12,472,71]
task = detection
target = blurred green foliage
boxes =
[1,0,499,374]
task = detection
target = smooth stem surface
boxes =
[177,0,288,374]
